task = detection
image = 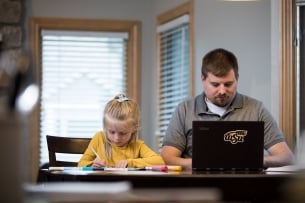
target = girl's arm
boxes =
[126,142,165,168]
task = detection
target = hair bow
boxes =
[117,94,129,103]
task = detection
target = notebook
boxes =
[192,121,264,171]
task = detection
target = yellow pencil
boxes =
[90,146,101,159]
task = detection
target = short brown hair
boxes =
[201,48,239,79]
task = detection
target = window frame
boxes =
[280,0,297,150]
[155,0,194,150]
[296,1,305,147]
[29,17,141,180]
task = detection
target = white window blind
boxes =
[156,15,190,150]
[40,30,128,165]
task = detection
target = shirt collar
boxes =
[196,92,243,115]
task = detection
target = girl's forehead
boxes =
[105,116,131,130]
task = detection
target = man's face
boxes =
[201,69,238,107]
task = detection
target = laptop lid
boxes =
[192,121,264,171]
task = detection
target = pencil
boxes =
[90,146,101,159]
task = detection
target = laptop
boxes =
[192,121,264,171]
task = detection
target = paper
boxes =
[265,165,303,172]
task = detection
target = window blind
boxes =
[40,30,128,165]
[297,0,305,4]
[156,16,190,150]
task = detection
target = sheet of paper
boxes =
[265,165,303,172]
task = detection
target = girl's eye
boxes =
[109,130,115,134]
[119,132,128,136]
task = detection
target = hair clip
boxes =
[117,94,129,103]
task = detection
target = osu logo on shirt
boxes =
[224,130,247,144]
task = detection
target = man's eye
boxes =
[224,83,233,87]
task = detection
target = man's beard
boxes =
[214,95,230,107]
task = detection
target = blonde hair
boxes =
[102,94,140,160]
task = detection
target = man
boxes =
[161,48,295,170]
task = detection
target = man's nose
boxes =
[218,85,226,94]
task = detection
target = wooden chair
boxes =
[46,135,91,166]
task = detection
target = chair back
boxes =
[46,135,91,166]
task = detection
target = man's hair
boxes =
[201,48,239,79]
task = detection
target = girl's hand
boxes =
[115,160,128,168]
[92,157,106,168]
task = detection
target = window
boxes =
[30,18,140,166]
[40,30,128,164]
[155,1,194,151]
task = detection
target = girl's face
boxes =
[104,116,135,147]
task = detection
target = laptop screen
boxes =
[192,121,264,171]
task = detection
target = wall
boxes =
[30,0,156,148]
[0,1,31,201]
[0,0,25,96]
[30,0,277,150]
[194,0,271,110]
[152,0,277,136]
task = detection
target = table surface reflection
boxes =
[38,167,302,202]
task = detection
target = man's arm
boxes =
[161,145,192,170]
[264,141,295,167]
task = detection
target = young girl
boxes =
[78,94,164,168]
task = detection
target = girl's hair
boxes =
[102,93,140,160]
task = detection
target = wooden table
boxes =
[38,168,301,202]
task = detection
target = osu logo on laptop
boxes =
[224,130,247,144]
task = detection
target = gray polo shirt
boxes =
[163,92,285,158]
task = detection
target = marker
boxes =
[145,165,183,172]
[145,165,168,172]
[126,167,145,171]
[167,165,183,171]
[103,167,128,171]
[48,167,104,171]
